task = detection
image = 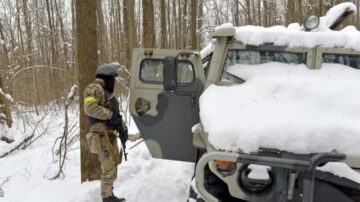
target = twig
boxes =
[0,177,9,197]
[0,135,34,158]
[51,85,77,180]
[22,107,56,149]
[128,138,144,150]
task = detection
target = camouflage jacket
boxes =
[83,78,128,133]
[84,78,112,132]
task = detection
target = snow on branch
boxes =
[0,88,13,103]
[67,85,78,100]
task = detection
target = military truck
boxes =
[129,3,360,202]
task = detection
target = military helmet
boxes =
[95,64,118,77]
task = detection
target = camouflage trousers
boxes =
[86,124,120,198]
[98,139,117,198]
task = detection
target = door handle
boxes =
[135,97,151,116]
[191,92,196,105]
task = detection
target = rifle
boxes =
[117,122,128,161]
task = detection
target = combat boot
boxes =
[102,195,126,202]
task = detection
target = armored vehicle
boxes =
[130,3,360,202]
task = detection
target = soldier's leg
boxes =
[98,145,117,198]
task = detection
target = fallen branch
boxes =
[21,107,56,149]
[0,135,34,158]
[0,105,56,158]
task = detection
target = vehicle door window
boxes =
[322,53,360,69]
[221,49,307,83]
[140,59,194,85]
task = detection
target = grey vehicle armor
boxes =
[130,4,360,202]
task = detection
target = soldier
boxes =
[84,64,128,202]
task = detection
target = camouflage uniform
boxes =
[84,78,120,198]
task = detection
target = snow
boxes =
[200,62,360,155]
[191,123,202,133]
[0,108,194,202]
[317,162,360,184]
[248,165,271,180]
[214,23,234,31]
[0,88,14,103]
[234,25,360,51]
[67,85,78,100]
[200,39,216,59]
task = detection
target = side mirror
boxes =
[163,56,177,92]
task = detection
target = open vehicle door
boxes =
[130,48,205,162]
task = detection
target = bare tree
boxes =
[190,0,197,49]
[76,0,101,182]
[160,0,167,48]
[142,0,155,48]
[97,0,109,64]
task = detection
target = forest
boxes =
[0,0,359,194]
[0,0,360,201]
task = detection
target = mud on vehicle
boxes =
[130,3,360,202]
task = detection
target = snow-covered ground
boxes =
[0,107,194,202]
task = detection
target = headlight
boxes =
[304,15,320,31]
[215,160,236,175]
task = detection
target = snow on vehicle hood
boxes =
[235,25,360,51]
[200,62,360,154]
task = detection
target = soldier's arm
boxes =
[83,85,112,120]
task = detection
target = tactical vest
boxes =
[87,90,121,131]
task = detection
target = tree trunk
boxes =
[177,0,182,49]
[76,0,100,182]
[182,0,188,49]
[190,0,197,50]
[97,0,108,64]
[0,20,12,128]
[142,0,155,48]
[55,0,70,94]
[257,0,262,26]
[287,0,296,25]
[197,0,203,49]
[71,0,77,83]
[45,0,60,101]
[357,0,360,29]
[123,0,135,68]
[160,0,167,48]
[245,0,252,24]
[22,0,40,115]
[234,0,240,26]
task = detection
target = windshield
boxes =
[322,53,360,69]
[221,49,307,83]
